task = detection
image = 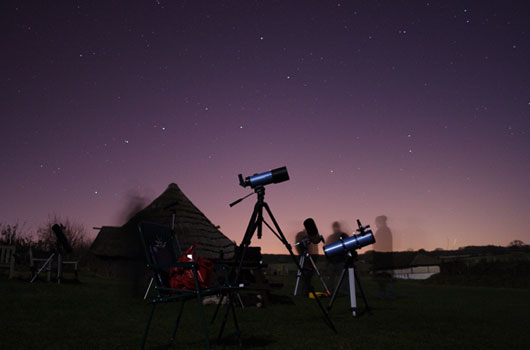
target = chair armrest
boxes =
[147,262,197,269]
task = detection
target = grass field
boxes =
[1,273,529,349]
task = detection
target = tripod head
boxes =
[294,234,324,251]
[229,185,266,208]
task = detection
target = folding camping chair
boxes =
[138,221,241,350]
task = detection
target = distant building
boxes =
[370,252,441,280]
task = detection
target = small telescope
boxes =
[238,166,289,189]
[294,218,325,248]
[323,219,375,258]
[52,223,73,254]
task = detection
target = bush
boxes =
[35,215,91,251]
[1,216,94,269]
[0,222,32,246]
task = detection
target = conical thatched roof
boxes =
[91,183,236,260]
[90,226,129,257]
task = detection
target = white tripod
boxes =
[293,244,330,296]
[327,251,370,317]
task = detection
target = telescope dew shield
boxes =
[323,230,375,258]
[52,223,73,254]
[246,166,289,188]
[304,218,324,245]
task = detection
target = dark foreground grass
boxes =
[1,273,529,349]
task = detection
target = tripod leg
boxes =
[256,203,263,240]
[233,201,261,285]
[47,256,51,282]
[293,255,305,296]
[348,267,357,317]
[353,267,370,312]
[310,284,336,333]
[143,278,154,300]
[218,201,261,340]
[236,292,244,308]
[211,294,224,324]
[263,202,336,333]
[57,253,62,284]
[30,253,55,283]
[262,203,300,267]
[308,254,330,295]
[217,294,232,343]
[328,267,346,310]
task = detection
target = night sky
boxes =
[1,1,529,253]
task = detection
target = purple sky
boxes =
[1,1,529,253]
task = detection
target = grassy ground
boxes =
[1,273,529,349]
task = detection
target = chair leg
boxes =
[196,293,211,350]
[142,303,156,350]
[169,300,186,345]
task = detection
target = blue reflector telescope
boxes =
[323,219,375,258]
[238,166,289,188]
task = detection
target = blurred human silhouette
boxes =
[325,221,349,294]
[294,228,318,296]
[373,215,395,299]
[374,215,393,252]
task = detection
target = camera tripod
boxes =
[30,224,77,284]
[30,245,64,284]
[293,246,330,296]
[327,250,370,317]
[216,185,337,336]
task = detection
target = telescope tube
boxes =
[323,230,375,258]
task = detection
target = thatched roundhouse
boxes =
[90,183,236,277]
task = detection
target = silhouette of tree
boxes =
[36,215,90,250]
[509,240,524,248]
[0,222,31,246]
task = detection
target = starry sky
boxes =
[1,1,529,253]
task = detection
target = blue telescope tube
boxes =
[249,172,274,188]
[323,231,376,258]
